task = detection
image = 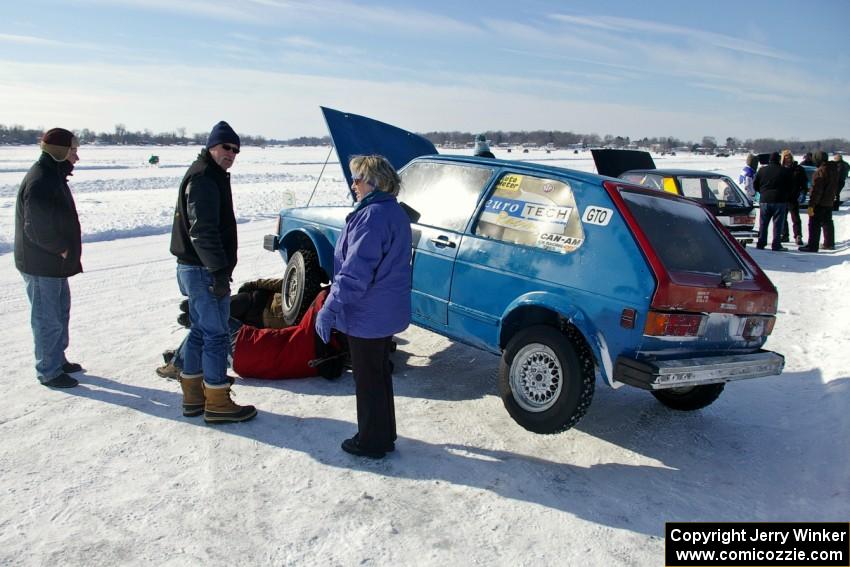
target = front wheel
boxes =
[280,249,323,325]
[499,325,595,434]
[651,383,724,411]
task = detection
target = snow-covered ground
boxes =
[0,146,847,566]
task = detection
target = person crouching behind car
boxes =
[315,155,412,459]
[799,151,839,252]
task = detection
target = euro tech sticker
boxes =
[582,206,613,226]
[522,203,573,225]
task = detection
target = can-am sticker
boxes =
[537,233,583,252]
[582,206,613,226]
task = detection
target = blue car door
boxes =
[397,160,496,326]
[411,225,461,324]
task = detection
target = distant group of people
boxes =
[14,122,413,460]
[742,150,846,253]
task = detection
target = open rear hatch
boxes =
[591,149,657,178]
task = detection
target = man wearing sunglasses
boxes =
[170,120,257,423]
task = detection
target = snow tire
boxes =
[281,249,323,326]
[499,325,595,434]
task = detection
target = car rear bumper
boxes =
[613,350,785,390]
[727,229,756,245]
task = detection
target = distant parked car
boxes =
[264,108,784,434]
[592,149,756,245]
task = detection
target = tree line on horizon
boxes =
[0,123,846,154]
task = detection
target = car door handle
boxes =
[430,236,456,248]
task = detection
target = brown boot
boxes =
[179,373,205,417]
[204,383,257,424]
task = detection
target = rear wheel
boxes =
[498,325,595,434]
[651,383,724,410]
[281,249,323,325]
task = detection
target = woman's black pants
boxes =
[348,335,396,451]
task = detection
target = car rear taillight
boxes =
[644,311,707,337]
[738,316,776,339]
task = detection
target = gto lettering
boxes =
[582,206,613,226]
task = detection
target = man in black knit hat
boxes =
[14,128,85,388]
[170,121,257,423]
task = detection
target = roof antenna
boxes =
[307,143,335,207]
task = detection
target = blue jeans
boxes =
[21,273,71,382]
[757,202,788,249]
[176,264,230,386]
[173,318,242,370]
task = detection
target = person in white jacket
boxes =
[739,154,757,199]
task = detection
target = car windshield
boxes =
[620,191,747,276]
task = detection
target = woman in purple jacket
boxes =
[315,155,412,458]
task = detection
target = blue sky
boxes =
[1,0,848,142]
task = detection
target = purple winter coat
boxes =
[322,191,412,339]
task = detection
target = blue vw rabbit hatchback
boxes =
[265,108,784,434]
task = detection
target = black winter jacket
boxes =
[754,164,791,204]
[14,153,83,277]
[170,150,237,276]
[837,160,849,191]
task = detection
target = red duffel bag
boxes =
[232,289,344,380]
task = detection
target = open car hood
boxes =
[591,149,657,178]
[321,107,438,201]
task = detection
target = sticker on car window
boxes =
[582,206,613,226]
[496,174,522,192]
[484,197,574,231]
[537,233,583,253]
[523,204,573,224]
[476,175,585,253]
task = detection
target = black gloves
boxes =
[209,270,231,298]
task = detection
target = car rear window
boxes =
[620,191,746,275]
